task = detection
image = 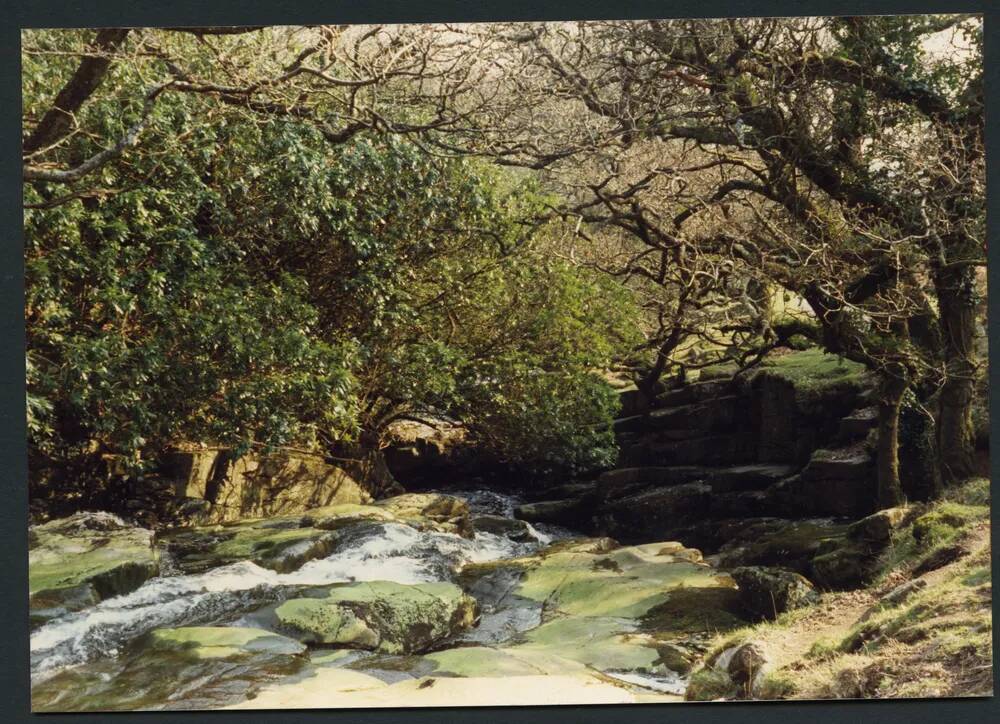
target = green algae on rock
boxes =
[275,580,478,653]
[31,626,308,712]
[146,626,308,659]
[514,541,730,620]
[160,503,407,574]
[29,512,159,626]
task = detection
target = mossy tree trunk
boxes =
[933,258,979,484]
[876,371,908,509]
[899,392,943,502]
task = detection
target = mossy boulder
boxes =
[810,543,871,589]
[716,518,850,573]
[302,503,397,530]
[848,507,909,545]
[161,503,411,574]
[274,580,478,654]
[730,566,819,620]
[29,512,159,625]
[470,514,536,542]
[513,541,726,620]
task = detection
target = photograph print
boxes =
[23,14,992,711]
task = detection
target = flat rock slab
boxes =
[226,669,680,708]
[31,627,307,712]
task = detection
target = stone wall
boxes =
[163,448,371,523]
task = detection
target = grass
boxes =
[874,479,990,581]
[756,671,797,699]
[756,349,868,395]
[701,605,817,664]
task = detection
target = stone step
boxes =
[769,470,877,519]
[618,387,653,418]
[618,433,754,467]
[708,490,771,519]
[837,406,877,441]
[537,481,600,501]
[514,497,594,526]
[596,482,713,542]
[647,395,741,432]
[654,379,734,409]
[706,463,799,493]
[801,445,873,482]
[597,462,798,500]
[598,466,709,499]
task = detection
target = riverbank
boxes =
[685,477,993,701]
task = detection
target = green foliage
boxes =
[23,31,639,494]
[946,477,990,506]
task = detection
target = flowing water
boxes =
[30,490,570,686]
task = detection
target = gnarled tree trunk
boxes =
[934,258,979,483]
[876,372,908,509]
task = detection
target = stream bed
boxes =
[29,489,747,711]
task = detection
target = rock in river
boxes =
[29,512,159,626]
[376,493,473,537]
[274,580,478,653]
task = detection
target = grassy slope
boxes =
[687,478,993,701]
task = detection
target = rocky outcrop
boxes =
[470,515,536,542]
[161,515,339,575]
[519,354,881,574]
[163,448,371,524]
[273,581,478,653]
[809,507,910,589]
[29,512,159,626]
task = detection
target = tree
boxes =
[23,27,639,503]
[439,15,984,503]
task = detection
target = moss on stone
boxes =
[275,581,477,654]
[29,513,159,624]
[641,586,747,635]
[514,616,661,673]
[515,544,728,619]
[685,668,738,701]
[757,349,868,396]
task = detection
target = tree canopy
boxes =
[22,17,986,508]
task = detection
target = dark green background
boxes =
[1,1,996,722]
